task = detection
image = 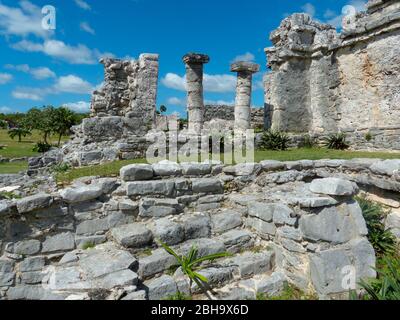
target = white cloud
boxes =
[12,39,102,65]
[162,73,237,93]
[80,22,95,35]
[0,0,50,38]
[301,3,316,17]
[75,0,91,11]
[54,75,94,94]
[12,88,45,101]
[5,64,56,79]
[205,99,235,106]
[0,106,12,113]
[162,73,186,91]
[167,97,186,106]
[231,52,255,63]
[0,73,13,84]
[63,101,91,113]
[323,0,367,28]
[12,75,94,101]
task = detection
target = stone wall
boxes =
[265,0,400,149]
[204,105,266,129]
[2,158,400,300]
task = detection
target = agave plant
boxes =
[159,241,231,300]
[358,256,400,300]
[323,133,350,150]
[259,130,290,151]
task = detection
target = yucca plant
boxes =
[356,197,396,257]
[159,241,231,300]
[323,133,350,150]
[358,256,400,300]
[259,130,290,151]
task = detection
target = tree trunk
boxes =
[18,133,22,143]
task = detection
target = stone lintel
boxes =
[183,53,210,65]
[230,62,260,74]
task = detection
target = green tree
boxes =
[23,107,54,144]
[51,107,77,146]
[160,105,167,114]
[8,127,32,142]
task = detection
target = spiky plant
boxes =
[259,130,290,151]
[159,241,231,300]
[323,133,350,150]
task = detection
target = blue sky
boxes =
[0,0,367,116]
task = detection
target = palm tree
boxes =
[8,128,32,143]
[159,241,231,300]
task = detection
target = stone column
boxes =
[231,62,260,131]
[183,53,210,134]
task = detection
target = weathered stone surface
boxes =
[211,210,242,234]
[192,267,234,292]
[182,214,211,240]
[153,161,182,177]
[76,212,132,236]
[20,271,45,285]
[217,230,253,253]
[126,181,175,197]
[122,290,147,300]
[0,259,15,273]
[310,238,376,297]
[45,244,137,292]
[7,240,42,256]
[223,163,262,177]
[310,178,358,196]
[276,226,303,242]
[138,249,177,279]
[111,223,153,248]
[192,178,223,194]
[230,251,274,277]
[0,271,15,287]
[120,164,154,181]
[145,275,177,300]
[181,163,212,176]
[260,160,286,172]
[256,272,287,296]
[60,185,103,204]
[16,194,53,214]
[139,198,181,218]
[179,238,226,258]
[246,217,276,238]
[42,232,75,253]
[152,218,184,245]
[370,160,400,176]
[300,201,368,244]
[248,202,273,222]
[19,257,46,272]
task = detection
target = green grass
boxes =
[54,148,400,184]
[257,284,318,300]
[56,158,147,185]
[254,148,400,162]
[0,161,28,174]
[0,129,69,159]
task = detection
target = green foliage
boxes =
[8,128,32,142]
[164,292,192,301]
[259,130,290,151]
[302,134,316,149]
[51,107,78,146]
[257,284,318,301]
[357,255,400,300]
[82,242,96,250]
[0,120,8,129]
[51,163,71,174]
[159,240,231,299]
[356,197,396,257]
[323,133,350,150]
[365,132,373,142]
[0,191,22,200]
[159,105,167,114]
[33,142,52,153]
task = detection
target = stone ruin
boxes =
[265,0,400,149]
[28,0,400,173]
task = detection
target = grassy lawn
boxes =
[55,148,400,185]
[0,129,69,159]
[0,161,28,174]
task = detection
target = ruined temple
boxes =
[264,0,400,149]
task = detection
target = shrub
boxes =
[323,133,350,150]
[164,292,192,301]
[357,255,400,300]
[33,142,52,153]
[52,163,71,174]
[365,132,373,142]
[302,134,316,149]
[259,130,290,151]
[356,197,396,257]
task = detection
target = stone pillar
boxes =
[231,62,260,131]
[183,53,210,134]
